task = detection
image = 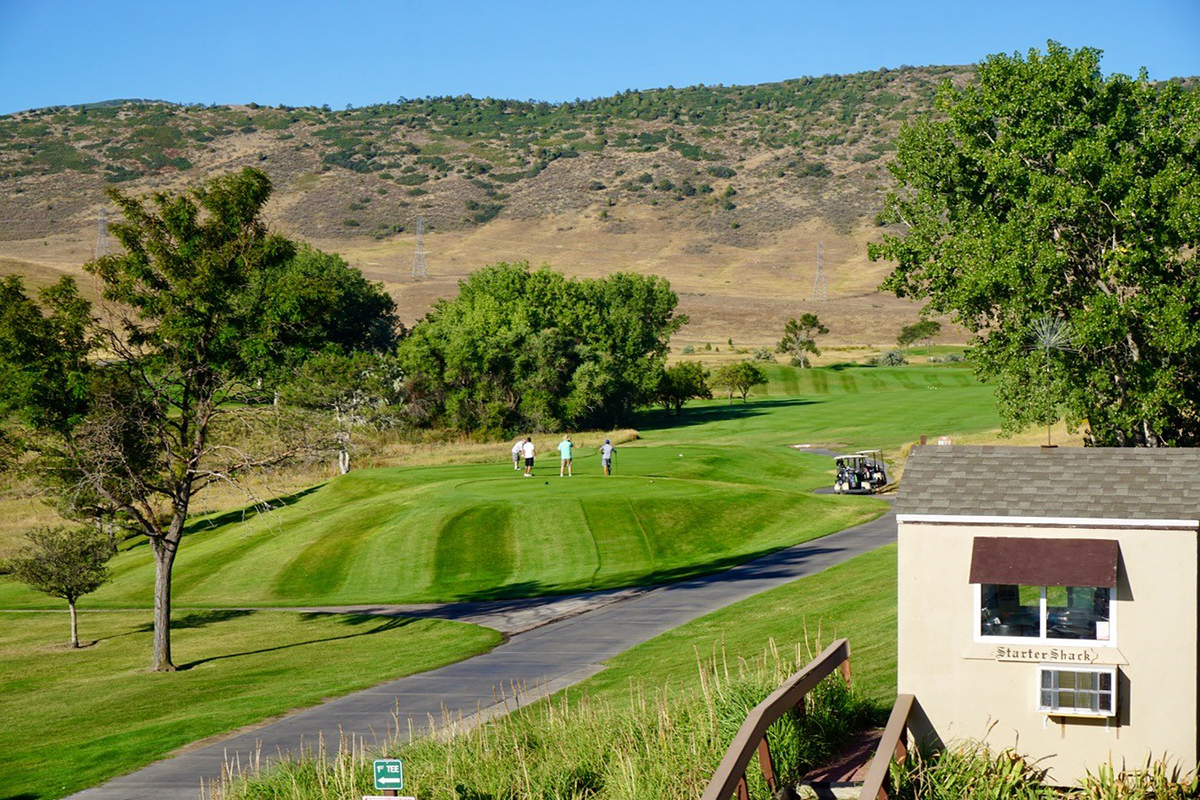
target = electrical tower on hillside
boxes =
[811,241,828,302]
[411,217,428,279]
[95,211,110,259]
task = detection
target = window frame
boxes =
[1036,664,1118,718]
[973,583,1117,648]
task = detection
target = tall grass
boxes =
[887,740,1200,799]
[212,641,882,800]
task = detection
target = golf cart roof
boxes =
[835,454,865,460]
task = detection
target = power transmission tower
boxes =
[95,210,110,259]
[811,241,828,302]
[411,217,428,279]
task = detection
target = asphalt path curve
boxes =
[73,482,895,799]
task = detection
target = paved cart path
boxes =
[73,495,896,800]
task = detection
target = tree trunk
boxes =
[151,536,179,671]
[338,433,350,474]
[69,600,78,648]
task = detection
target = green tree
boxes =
[656,361,711,415]
[5,527,115,647]
[777,313,828,368]
[869,43,1200,446]
[712,361,767,403]
[252,245,402,386]
[400,262,685,433]
[0,168,398,671]
[278,350,405,473]
[897,320,942,354]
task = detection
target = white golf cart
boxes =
[833,450,890,494]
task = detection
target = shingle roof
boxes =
[897,446,1200,521]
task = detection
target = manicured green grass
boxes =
[0,610,500,800]
[639,363,998,451]
[571,543,898,705]
[0,363,992,610]
[0,446,882,607]
[221,546,899,800]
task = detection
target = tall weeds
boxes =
[887,742,1200,799]
[213,641,880,800]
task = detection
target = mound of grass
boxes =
[0,610,499,800]
[0,445,883,608]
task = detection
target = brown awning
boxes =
[969,537,1119,587]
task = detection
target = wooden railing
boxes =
[700,638,852,800]
[859,693,916,799]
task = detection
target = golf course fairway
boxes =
[0,362,998,609]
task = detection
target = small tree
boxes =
[712,361,767,404]
[279,351,405,473]
[6,527,115,647]
[656,361,711,415]
[1028,316,1075,447]
[777,314,828,368]
[897,320,942,354]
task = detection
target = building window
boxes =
[978,585,1113,644]
[1038,665,1117,717]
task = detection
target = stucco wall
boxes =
[897,520,1198,785]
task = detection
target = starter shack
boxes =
[896,445,1200,784]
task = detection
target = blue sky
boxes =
[1,0,1197,115]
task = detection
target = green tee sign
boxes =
[373,758,403,791]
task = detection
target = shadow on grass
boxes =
[174,614,418,671]
[120,485,325,553]
[633,397,816,432]
[419,504,894,616]
[133,609,259,633]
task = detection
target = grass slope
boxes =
[0,610,500,800]
[0,446,881,608]
[643,362,997,450]
[0,363,993,610]
[571,543,898,705]
[220,545,899,800]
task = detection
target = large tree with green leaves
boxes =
[0,168,398,671]
[400,262,685,433]
[869,43,1200,446]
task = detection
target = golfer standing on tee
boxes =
[511,438,523,470]
[600,439,615,475]
[558,435,574,477]
[521,437,536,477]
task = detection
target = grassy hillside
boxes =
[0,362,997,610]
[0,445,883,608]
[0,67,964,240]
[218,545,900,800]
[0,67,975,346]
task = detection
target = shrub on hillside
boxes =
[876,349,907,366]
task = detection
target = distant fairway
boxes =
[638,362,998,450]
[0,363,998,609]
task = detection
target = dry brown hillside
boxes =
[0,67,973,348]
